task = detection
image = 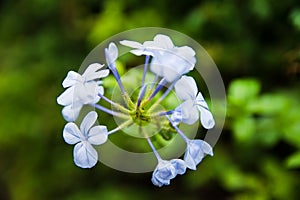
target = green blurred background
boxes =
[1,0,300,199]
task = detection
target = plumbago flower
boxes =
[151,159,186,187]
[184,139,213,170]
[57,33,215,187]
[172,75,215,129]
[120,34,196,82]
[63,111,108,168]
[57,63,109,121]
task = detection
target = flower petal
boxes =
[87,125,108,145]
[82,63,108,81]
[120,40,143,49]
[201,140,214,156]
[170,159,186,175]
[177,46,196,70]
[77,82,100,104]
[197,106,215,129]
[153,34,174,49]
[151,160,175,187]
[61,103,82,122]
[73,142,98,168]
[105,42,118,66]
[80,111,98,136]
[63,122,82,144]
[170,106,183,126]
[151,175,164,187]
[57,87,75,106]
[184,140,206,170]
[175,76,198,101]
[184,152,197,170]
[62,71,83,88]
[180,100,199,124]
[157,160,176,179]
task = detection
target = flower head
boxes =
[63,111,108,168]
[151,159,186,187]
[173,75,215,129]
[184,139,213,170]
[57,63,109,121]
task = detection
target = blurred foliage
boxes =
[0,0,300,200]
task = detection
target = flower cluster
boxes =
[57,34,215,186]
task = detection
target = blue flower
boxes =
[173,75,215,129]
[63,111,108,168]
[121,34,196,82]
[151,159,186,187]
[57,63,109,121]
[184,139,213,170]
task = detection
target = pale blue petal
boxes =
[82,63,108,81]
[154,160,176,182]
[130,49,153,56]
[197,106,215,129]
[105,42,118,65]
[97,85,104,97]
[184,152,197,170]
[87,125,108,145]
[73,142,98,168]
[62,103,82,122]
[62,71,83,88]
[77,82,100,104]
[80,111,97,136]
[92,69,109,79]
[170,159,186,175]
[184,140,203,170]
[120,40,143,49]
[175,76,198,101]
[184,140,211,170]
[196,92,215,129]
[177,46,196,70]
[57,87,75,106]
[153,34,174,49]
[149,61,164,78]
[181,100,199,124]
[162,66,182,83]
[63,122,82,144]
[201,140,214,156]
[170,106,183,126]
[196,92,208,109]
[151,175,164,187]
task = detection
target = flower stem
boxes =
[151,110,174,117]
[92,104,130,119]
[108,119,133,135]
[148,81,176,112]
[141,55,150,87]
[166,116,189,142]
[148,78,167,100]
[146,136,162,161]
[137,85,147,108]
[98,93,131,114]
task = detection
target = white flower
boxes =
[120,34,196,82]
[151,159,186,187]
[63,111,108,168]
[184,139,213,170]
[57,63,109,121]
[173,75,215,129]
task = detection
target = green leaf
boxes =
[248,94,290,115]
[228,78,261,106]
[286,151,300,168]
[233,117,256,143]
